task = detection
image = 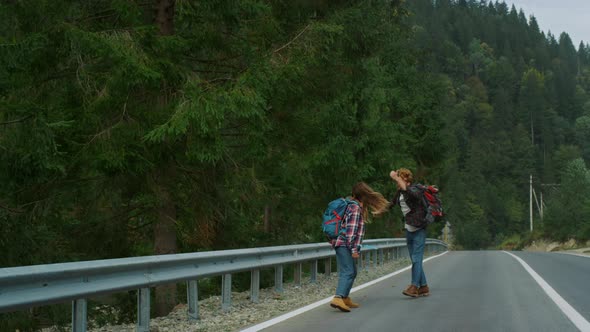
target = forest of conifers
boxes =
[1,0,590,326]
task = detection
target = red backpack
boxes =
[417,184,443,224]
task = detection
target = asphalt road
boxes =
[253,251,590,332]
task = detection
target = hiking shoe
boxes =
[418,285,430,297]
[343,297,359,308]
[330,297,351,312]
[402,285,419,298]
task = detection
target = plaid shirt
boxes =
[331,202,364,254]
[392,184,427,229]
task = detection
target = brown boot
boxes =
[418,285,430,297]
[343,297,359,308]
[402,285,419,298]
[330,296,351,312]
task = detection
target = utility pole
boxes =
[540,191,543,219]
[529,174,533,232]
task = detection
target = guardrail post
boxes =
[294,263,302,286]
[275,265,284,293]
[137,288,150,332]
[187,280,199,320]
[324,258,331,276]
[358,252,363,271]
[371,250,377,269]
[72,299,87,332]
[379,249,384,266]
[310,260,318,283]
[251,269,260,303]
[221,274,232,312]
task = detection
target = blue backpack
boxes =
[322,198,359,239]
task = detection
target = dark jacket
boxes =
[392,184,427,229]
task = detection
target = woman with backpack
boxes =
[390,168,430,298]
[329,182,389,312]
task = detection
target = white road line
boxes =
[240,250,449,332]
[503,251,590,332]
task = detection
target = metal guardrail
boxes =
[0,238,447,331]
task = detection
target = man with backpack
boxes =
[390,168,430,298]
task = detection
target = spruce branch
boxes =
[182,55,242,69]
[84,98,133,146]
[0,201,24,214]
[273,23,312,54]
[0,114,33,125]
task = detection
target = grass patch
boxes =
[497,234,522,250]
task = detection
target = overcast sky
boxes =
[505,0,590,47]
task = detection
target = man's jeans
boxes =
[335,246,357,297]
[406,228,427,287]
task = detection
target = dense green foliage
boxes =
[1,0,590,328]
[407,0,590,248]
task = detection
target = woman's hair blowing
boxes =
[352,182,390,221]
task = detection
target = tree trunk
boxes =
[153,0,177,317]
[155,0,175,36]
[153,177,178,316]
[263,205,271,233]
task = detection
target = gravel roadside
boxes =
[42,258,412,332]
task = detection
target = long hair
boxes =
[352,182,390,221]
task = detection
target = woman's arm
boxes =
[391,189,401,207]
[390,170,421,202]
[344,204,363,255]
[390,170,407,190]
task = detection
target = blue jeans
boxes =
[334,246,357,297]
[406,228,427,287]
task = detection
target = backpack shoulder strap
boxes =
[344,197,359,206]
[412,183,425,191]
[342,198,359,220]
[410,183,430,208]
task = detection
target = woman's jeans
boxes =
[335,246,357,297]
[406,228,427,287]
